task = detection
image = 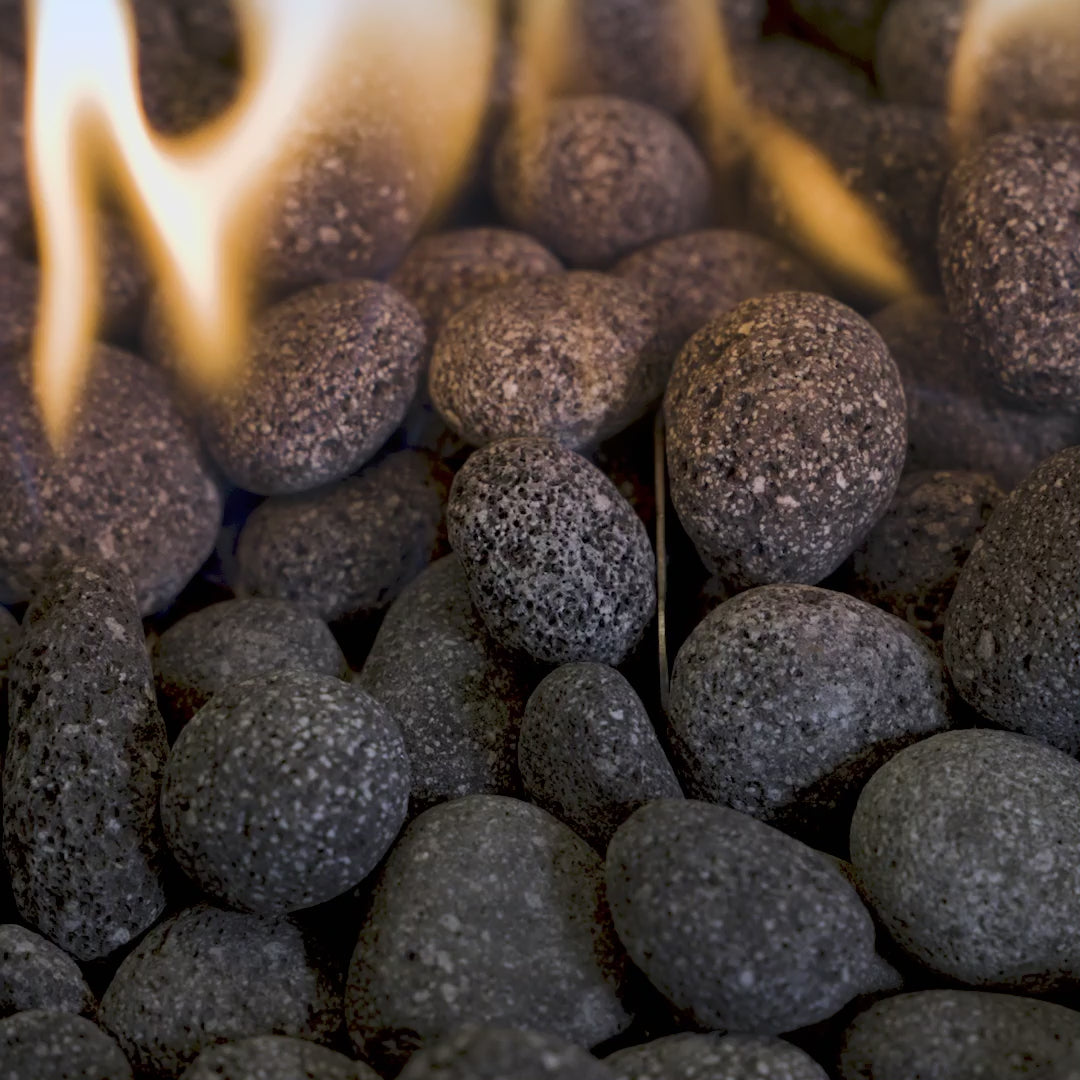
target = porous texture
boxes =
[99,903,341,1079]
[518,663,682,851]
[167,0,238,61]
[493,95,710,268]
[181,1035,377,1080]
[201,280,425,495]
[0,256,36,358]
[606,1032,829,1080]
[358,556,533,813]
[430,273,663,449]
[850,729,1080,989]
[346,795,630,1069]
[875,0,963,109]
[447,438,655,666]
[944,447,1080,752]
[606,800,896,1033]
[0,347,222,615]
[0,604,17,695]
[0,1009,132,1080]
[3,556,169,960]
[788,0,890,60]
[161,670,410,914]
[0,59,28,255]
[0,923,95,1017]
[665,292,906,587]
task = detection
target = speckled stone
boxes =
[430,273,663,450]
[0,58,28,255]
[0,604,17,695]
[940,124,1080,412]
[493,95,710,268]
[850,729,1080,989]
[358,556,532,813]
[201,281,425,495]
[838,990,1080,1080]
[606,1032,829,1080]
[0,256,37,358]
[518,663,682,851]
[346,795,630,1068]
[3,556,168,960]
[875,0,963,109]
[447,438,656,666]
[99,903,341,1079]
[668,585,950,847]
[665,292,906,587]
[166,0,238,61]
[607,800,897,1033]
[182,1036,377,1080]
[235,450,446,624]
[788,0,890,60]
[0,1010,132,1080]
[944,447,1080,752]
[0,923,95,1017]
[140,52,236,137]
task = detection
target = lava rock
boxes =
[875,0,963,109]
[518,663,682,851]
[606,1032,829,1080]
[0,256,36,359]
[0,923,95,1017]
[346,795,630,1068]
[166,0,239,62]
[182,1035,377,1080]
[0,1010,132,1080]
[0,58,28,254]
[665,292,906,587]
[850,729,1080,989]
[493,95,710,268]
[99,903,341,1079]
[447,437,655,665]
[788,0,890,60]
[0,603,17,695]
[3,556,169,960]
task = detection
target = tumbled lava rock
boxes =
[0,256,38,358]
[667,585,950,847]
[518,663,682,851]
[0,603,17,694]
[166,0,238,61]
[182,1035,377,1080]
[875,0,963,109]
[944,447,1080,752]
[346,795,630,1068]
[430,273,662,450]
[235,450,446,624]
[838,989,1080,1080]
[606,1032,829,1080]
[0,1009,132,1080]
[161,669,409,913]
[493,95,710,268]
[358,556,533,813]
[201,280,425,495]
[665,293,906,587]
[152,597,346,731]
[99,903,342,1079]
[0,58,28,255]
[3,556,169,960]
[850,729,1080,989]
[447,438,655,666]
[140,51,237,136]
[0,923,95,1017]
[939,124,1080,413]
[400,1026,616,1080]
[788,0,889,60]
[607,800,898,1034]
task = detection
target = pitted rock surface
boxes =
[0,1010,132,1080]
[0,923,95,1017]
[606,1032,829,1080]
[182,1035,377,1080]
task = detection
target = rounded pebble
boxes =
[606,1032,829,1080]
[0,603,17,698]
[181,1035,377,1080]
[875,0,963,109]
[0,1009,131,1080]
[0,923,95,1017]
[167,0,238,61]
[0,59,28,254]
[0,255,36,358]
[788,0,889,60]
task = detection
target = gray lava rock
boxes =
[606,799,898,1033]
[850,729,1080,989]
[0,1009,132,1080]
[665,292,906,587]
[99,903,341,1079]
[182,1035,377,1080]
[346,795,630,1068]
[447,438,655,666]
[518,663,682,851]
[493,95,710,268]
[606,1032,829,1080]
[0,59,28,255]
[789,0,890,60]
[0,256,36,358]
[167,0,238,61]
[0,603,17,695]
[3,556,169,960]
[358,556,532,813]
[875,0,963,109]
[0,923,95,1017]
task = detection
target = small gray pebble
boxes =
[0,256,36,358]
[788,0,889,60]
[850,729,1080,989]
[606,1032,829,1080]
[0,1009,131,1080]
[0,923,95,1017]
[875,0,963,109]
[181,1035,377,1080]
[518,663,682,851]
[447,437,656,666]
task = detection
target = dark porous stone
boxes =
[166,0,239,62]
[0,58,28,255]
[939,124,1080,413]
[850,729,1080,989]
[152,597,346,731]
[493,95,710,268]
[400,1026,616,1080]
[140,53,237,137]
[0,923,95,1017]
[3,556,168,960]
[668,585,950,848]
[665,292,906,587]
[0,256,37,358]
[358,556,532,813]
[0,1010,132,1080]
[718,0,768,42]
[606,1032,829,1080]
[201,281,425,495]
[182,1035,377,1080]
[518,663,682,851]
[607,800,897,1033]
[346,795,630,1068]
[0,347,223,615]
[99,903,342,1079]
[430,273,662,450]
[838,989,1080,1080]
[788,0,890,60]
[0,603,16,691]
[944,447,1080,752]
[447,438,655,666]
[235,450,446,624]
[875,0,963,109]
[161,670,409,914]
